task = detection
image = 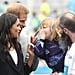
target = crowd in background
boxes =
[0,0,75,75]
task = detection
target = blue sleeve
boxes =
[34,41,45,59]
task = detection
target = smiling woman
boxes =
[0,13,21,39]
[10,18,21,38]
[0,13,32,75]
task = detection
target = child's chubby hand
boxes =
[39,29,45,40]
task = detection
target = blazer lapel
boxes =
[6,51,24,75]
[6,52,21,74]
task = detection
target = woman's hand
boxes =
[27,30,39,67]
[27,44,34,67]
[31,30,39,45]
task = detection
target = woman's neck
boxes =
[10,47,15,51]
[8,42,15,51]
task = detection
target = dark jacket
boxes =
[34,39,66,73]
[0,46,32,75]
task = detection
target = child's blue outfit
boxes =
[34,39,66,73]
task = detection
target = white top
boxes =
[64,42,75,75]
[9,49,18,65]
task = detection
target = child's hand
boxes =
[39,29,45,40]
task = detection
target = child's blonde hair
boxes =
[40,18,59,40]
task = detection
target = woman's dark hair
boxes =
[0,13,20,54]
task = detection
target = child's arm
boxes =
[30,30,45,59]
[34,40,45,59]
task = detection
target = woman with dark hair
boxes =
[0,13,33,75]
[6,3,39,71]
